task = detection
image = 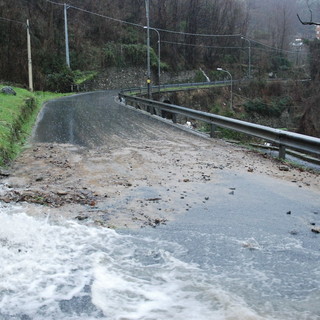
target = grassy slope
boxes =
[0,85,67,166]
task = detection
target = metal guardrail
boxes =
[120,80,230,95]
[119,78,309,96]
[118,93,320,160]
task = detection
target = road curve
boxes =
[32,90,193,148]
[1,90,320,319]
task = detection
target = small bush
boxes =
[102,43,168,71]
[46,67,75,93]
[244,97,287,117]
[194,71,207,83]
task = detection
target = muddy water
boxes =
[1,91,320,319]
[1,171,320,319]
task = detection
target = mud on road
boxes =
[1,130,319,229]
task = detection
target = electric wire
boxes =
[162,40,244,49]
[43,0,240,38]
[43,0,309,56]
[0,16,26,26]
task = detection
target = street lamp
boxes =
[144,26,161,91]
[145,0,151,98]
[217,68,233,110]
[241,36,251,79]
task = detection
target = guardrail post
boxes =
[172,113,177,124]
[210,124,216,138]
[279,145,286,159]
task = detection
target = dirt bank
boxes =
[0,127,319,229]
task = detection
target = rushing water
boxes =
[1,200,319,320]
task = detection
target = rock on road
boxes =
[0,90,319,230]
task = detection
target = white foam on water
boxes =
[91,251,270,320]
[0,205,317,320]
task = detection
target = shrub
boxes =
[46,67,75,93]
[244,97,288,117]
[194,71,207,83]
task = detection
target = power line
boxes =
[43,0,241,38]
[157,28,241,38]
[43,0,304,56]
[67,4,143,28]
[246,37,303,55]
[44,0,143,28]
[44,0,64,6]
[162,40,307,56]
[162,40,244,50]
[0,16,26,26]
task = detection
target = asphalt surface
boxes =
[33,90,188,148]
[29,90,320,319]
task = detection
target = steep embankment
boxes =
[0,86,66,166]
[166,80,307,135]
[298,93,320,138]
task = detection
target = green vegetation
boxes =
[46,67,75,93]
[103,43,169,71]
[244,96,292,117]
[0,85,69,166]
[74,70,98,85]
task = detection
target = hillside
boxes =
[1,0,319,138]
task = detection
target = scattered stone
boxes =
[286,210,291,215]
[311,227,320,234]
[145,197,162,202]
[152,218,167,227]
[183,178,190,182]
[0,169,10,177]
[57,190,68,196]
[1,86,16,95]
[75,215,88,221]
[202,174,211,181]
[289,230,298,235]
[204,197,209,201]
[279,165,290,172]
[229,191,234,195]
[247,167,254,172]
[310,222,316,226]
[0,189,97,207]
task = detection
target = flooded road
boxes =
[1,91,320,319]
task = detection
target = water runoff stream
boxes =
[1,173,320,320]
[1,92,320,319]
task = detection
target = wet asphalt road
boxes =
[33,90,183,147]
[31,90,320,318]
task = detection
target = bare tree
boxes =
[297,0,320,25]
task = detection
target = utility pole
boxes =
[241,36,251,79]
[145,0,151,99]
[26,19,33,92]
[64,3,70,68]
